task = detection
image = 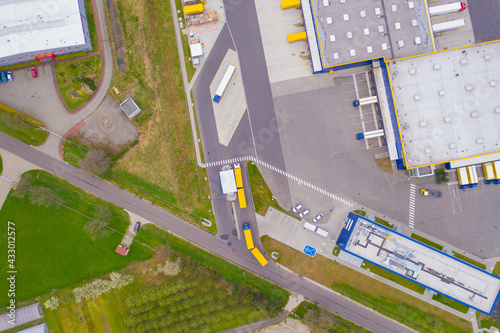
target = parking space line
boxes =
[409,184,416,228]
[264,48,308,59]
[435,28,472,36]
[268,57,309,67]
[268,65,311,75]
[255,1,281,8]
[437,36,475,45]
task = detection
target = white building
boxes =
[0,0,92,66]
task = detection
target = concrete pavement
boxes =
[0,131,416,333]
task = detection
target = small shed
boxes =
[219,169,237,195]
[120,97,142,119]
[115,245,129,256]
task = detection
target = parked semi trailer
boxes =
[353,96,378,107]
[420,189,442,197]
[432,19,465,33]
[213,65,236,103]
[493,161,500,184]
[457,167,469,189]
[356,129,384,140]
[242,223,254,250]
[466,165,478,188]
[429,2,466,16]
[483,162,495,184]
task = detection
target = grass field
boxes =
[294,302,373,333]
[55,55,102,110]
[103,0,214,231]
[477,311,500,330]
[432,294,469,314]
[362,261,426,294]
[247,162,299,220]
[411,233,444,251]
[452,252,487,270]
[62,140,92,167]
[493,262,500,276]
[261,236,472,333]
[83,0,99,52]
[42,223,289,332]
[0,103,48,146]
[0,171,153,308]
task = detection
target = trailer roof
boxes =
[0,0,87,58]
[219,169,237,194]
[389,41,500,169]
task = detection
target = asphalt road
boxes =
[0,132,414,333]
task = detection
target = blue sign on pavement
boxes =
[303,245,317,257]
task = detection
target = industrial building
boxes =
[337,212,500,315]
[0,0,92,67]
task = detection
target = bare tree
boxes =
[80,149,111,174]
[84,219,111,241]
[12,173,60,207]
[154,258,182,277]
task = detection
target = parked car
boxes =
[292,203,303,213]
[133,222,141,232]
[6,71,12,81]
[312,213,323,223]
[31,67,37,78]
[299,209,310,218]
[0,71,7,83]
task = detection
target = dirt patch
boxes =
[73,95,139,155]
[106,0,126,72]
[251,317,310,333]
[376,156,393,174]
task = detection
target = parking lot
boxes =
[430,0,475,50]
[255,0,313,83]
[268,67,500,259]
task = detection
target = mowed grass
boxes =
[452,251,487,270]
[361,261,426,294]
[432,294,469,314]
[83,0,99,52]
[0,171,153,308]
[247,162,299,220]
[55,55,102,110]
[0,103,48,146]
[411,233,444,251]
[261,236,472,333]
[104,0,213,230]
[493,262,500,276]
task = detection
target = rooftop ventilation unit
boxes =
[367,46,373,53]
[439,90,446,96]
[326,17,333,24]
[347,31,353,39]
[415,37,421,44]
[364,28,369,35]
[420,121,426,127]
[444,116,451,123]
[471,111,478,118]
[343,13,349,21]
[425,148,432,154]
[412,19,417,27]
[330,34,336,42]
[496,108,500,113]
[392,4,397,11]
[395,22,401,30]
[460,58,467,65]
[449,143,456,149]
[360,10,366,17]
[350,49,356,56]
[408,1,414,8]
[465,85,473,91]
[333,52,339,59]
[378,25,384,33]
[415,95,422,101]
[477,138,484,144]
[490,81,496,87]
[484,54,491,61]
[375,7,381,15]
[433,64,441,70]
[409,68,416,74]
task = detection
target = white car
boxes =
[313,213,323,223]
[299,209,310,218]
[292,203,303,213]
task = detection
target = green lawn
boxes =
[452,251,487,270]
[432,294,469,314]
[411,233,444,251]
[0,103,48,146]
[247,162,300,220]
[362,261,426,294]
[332,246,340,256]
[54,55,102,110]
[174,0,196,82]
[374,216,394,229]
[0,171,153,308]
[493,262,500,276]
[262,236,472,333]
[62,140,92,167]
[295,302,373,333]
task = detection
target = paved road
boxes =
[0,132,414,333]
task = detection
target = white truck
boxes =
[353,96,378,107]
[429,2,466,16]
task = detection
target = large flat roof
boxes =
[389,41,500,169]
[309,0,433,68]
[339,213,500,315]
[0,0,86,58]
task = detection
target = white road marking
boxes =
[409,184,416,228]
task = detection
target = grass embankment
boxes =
[247,162,299,220]
[452,252,487,270]
[294,302,373,333]
[362,261,425,294]
[477,311,500,330]
[83,0,99,52]
[174,0,197,82]
[432,294,469,314]
[62,140,92,167]
[262,236,472,333]
[411,233,444,251]
[43,224,289,332]
[0,103,48,146]
[54,55,102,110]
[353,210,393,229]
[0,171,152,308]
[103,0,214,231]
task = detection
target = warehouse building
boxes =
[0,0,92,66]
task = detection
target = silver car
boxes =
[292,203,303,213]
[299,209,310,218]
[313,213,323,223]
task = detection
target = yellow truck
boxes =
[237,188,247,209]
[251,248,268,267]
[184,3,204,15]
[234,163,243,188]
[242,223,254,250]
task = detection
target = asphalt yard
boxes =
[430,0,475,50]
[255,0,313,83]
[209,49,247,146]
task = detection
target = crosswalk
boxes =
[206,156,354,207]
[409,184,416,228]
